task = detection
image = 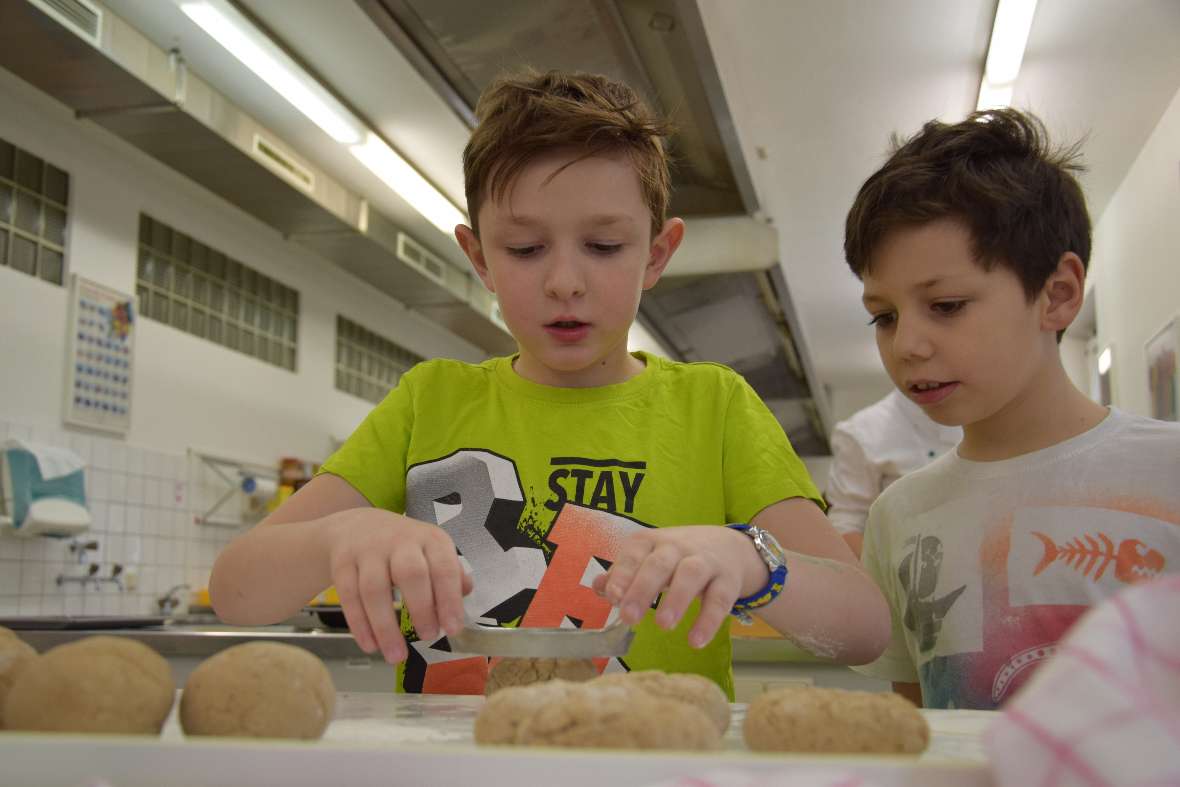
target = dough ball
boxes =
[180,641,335,739]
[0,628,37,729]
[474,679,579,744]
[516,682,722,751]
[4,635,174,734]
[591,670,731,734]
[485,657,598,696]
[743,685,929,754]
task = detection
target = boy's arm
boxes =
[596,497,891,666]
[745,497,890,664]
[209,473,470,664]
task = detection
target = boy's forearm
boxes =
[209,517,335,626]
[753,550,890,666]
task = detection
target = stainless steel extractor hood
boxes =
[0,0,516,356]
[358,0,833,450]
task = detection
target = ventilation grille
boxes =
[28,0,101,45]
[251,135,315,193]
[396,232,445,285]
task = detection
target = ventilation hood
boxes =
[360,0,832,450]
[0,0,516,356]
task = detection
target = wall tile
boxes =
[3,423,217,617]
[0,561,19,594]
[127,446,145,477]
[127,475,145,506]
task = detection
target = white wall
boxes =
[0,68,484,466]
[1090,84,1180,416]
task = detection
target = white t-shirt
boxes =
[827,390,962,534]
[853,408,1180,709]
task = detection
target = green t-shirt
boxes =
[320,352,821,697]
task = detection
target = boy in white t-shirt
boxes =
[827,389,961,556]
[842,108,1180,709]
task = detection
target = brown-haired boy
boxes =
[845,108,1180,709]
[209,71,889,696]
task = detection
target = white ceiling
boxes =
[700,0,1180,394]
[98,0,1180,402]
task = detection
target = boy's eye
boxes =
[868,312,896,329]
[932,300,967,316]
[506,245,542,257]
[586,242,622,255]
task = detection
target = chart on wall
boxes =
[63,274,136,435]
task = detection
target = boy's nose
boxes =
[891,316,935,361]
[543,252,586,299]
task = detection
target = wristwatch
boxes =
[727,523,789,624]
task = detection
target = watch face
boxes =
[752,526,787,567]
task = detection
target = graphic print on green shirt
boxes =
[319,353,821,697]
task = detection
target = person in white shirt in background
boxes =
[826,389,961,557]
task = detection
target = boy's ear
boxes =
[643,218,685,290]
[455,224,494,293]
[1040,251,1086,335]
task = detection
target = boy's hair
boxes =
[844,108,1091,306]
[462,70,672,238]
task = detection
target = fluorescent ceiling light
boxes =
[628,319,670,357]
[180,1,363,144]
[350,134,465,235]
[976,81,1014,112]
[976,0,1038,110]
[1097,346,1112,375]
[179,0,468,237]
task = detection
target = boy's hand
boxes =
[322,508,472,664]
[591,525,768,648]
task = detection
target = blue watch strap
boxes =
[727,523,788,624]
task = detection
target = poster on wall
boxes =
[63,274,136,435]
[1145,316,1179,422]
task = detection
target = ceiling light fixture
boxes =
[180,1,362,144]
[350,134,465,235]
[1097,346,1113,375]
[976,0,1038,111]
[179,0,467,235]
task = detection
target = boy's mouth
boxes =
[545,319,590,342]
[908,380,959,405]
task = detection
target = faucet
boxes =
[157,584,191,616]
[57,562,123,591]
[68,538,99,564]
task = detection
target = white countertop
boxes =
[2,692,997,787]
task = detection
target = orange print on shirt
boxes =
[1032,531,1165,584]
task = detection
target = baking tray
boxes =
[0,615,168,630]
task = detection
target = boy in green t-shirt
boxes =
[209,70,888,695]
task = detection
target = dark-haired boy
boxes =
[845,109,1180,709]
[209,70,889,696]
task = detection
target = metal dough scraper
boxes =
[448,619,634,658]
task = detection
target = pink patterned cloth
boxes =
[644,774,880,787]
[987,575,1180,787]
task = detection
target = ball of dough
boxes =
[591,670,731,734]
[743,685,929,754]
[180,641,335,739]
[4,635,174,734]
[485,657,598,696]
[0,627,37,729]
[516,682,722,751]
[474,679,579,744]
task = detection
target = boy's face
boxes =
[861,219,1057,428]
[456,150,683,387]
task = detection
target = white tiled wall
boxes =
[0,419,238,617]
